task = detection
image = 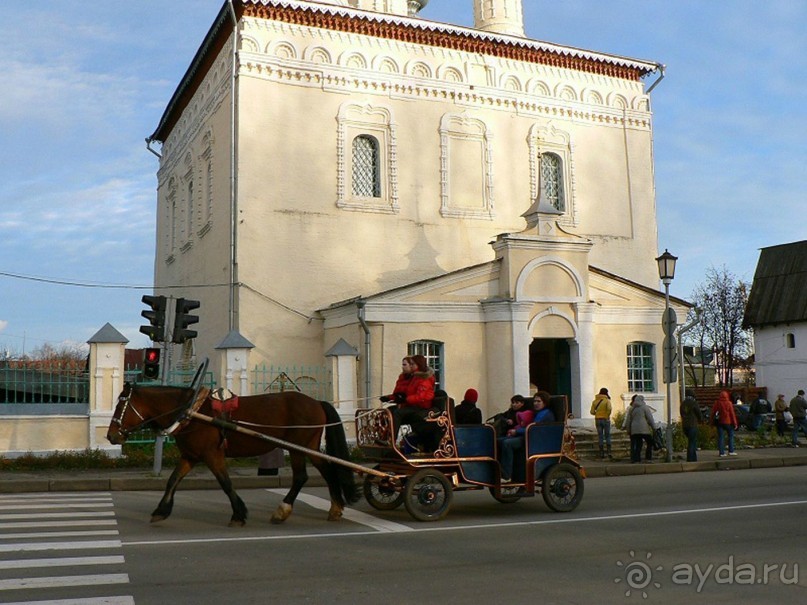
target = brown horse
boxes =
[106,383,359,526]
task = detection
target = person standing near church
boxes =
[789,390,807,447]
[590,388,612,459]
[679,389,702,462]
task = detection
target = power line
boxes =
[0,270,229,290]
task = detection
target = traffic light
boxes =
[139,295,167,342]
[143,347,161,380]
[172,298,200,343]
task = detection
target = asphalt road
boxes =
[2,467,806,604]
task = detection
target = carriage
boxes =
[106,360,583,525]
[354,396,585,521]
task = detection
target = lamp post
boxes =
[656,249,678,463]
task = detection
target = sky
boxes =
[0,0,804,356]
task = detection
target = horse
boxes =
[106,383,360,526]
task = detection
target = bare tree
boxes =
[686,266,751,387]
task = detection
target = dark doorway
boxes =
[529,338,572,400]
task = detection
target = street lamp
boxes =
[656,249,678,462]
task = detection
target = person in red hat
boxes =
[454,388,482,424]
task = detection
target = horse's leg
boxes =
[151,457,195,523]
[270,451,308,524]
[309,456,344,521]
[203,452,248,527]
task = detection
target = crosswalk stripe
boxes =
[0,573,130,590]
[0,493,112,500]
[0,512,116,520]
[0,503,113,511]
[0,540,122,553]
[0,556,125,570]
[0,530,120,540]
[2,597,134,605]
[1,520,118,530]
[0,496,112,505]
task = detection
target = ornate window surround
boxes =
[199,128,214,237]
[336,102,399,214]
[528,123,577,227]
[439,112,495,220]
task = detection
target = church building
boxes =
[147,0,688,421]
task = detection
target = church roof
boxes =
[150,0,661,142]
[743,240,807,328]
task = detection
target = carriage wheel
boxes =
[403,468,453,522]
[541,463,584,512]
[489,485,523,504]
[363,473,404,511]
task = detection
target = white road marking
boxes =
[0,540,123,553]
[0,574,130,591]
[0,503,113,511]
[267,489,412,533]
[0,520,118,530]
[0,512,116,520]
[0,556,125,570]
[2,598,134,605]
[0,530,120,540]
[123,498,807,547]
[0,493,112,500]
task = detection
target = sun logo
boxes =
[615,550,663,598]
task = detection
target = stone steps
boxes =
[572,430,631,459]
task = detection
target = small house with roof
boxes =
[743,240,807,399]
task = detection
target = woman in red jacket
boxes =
[710,390,739,456]
[379,357,414,404]
[392,354,436,449]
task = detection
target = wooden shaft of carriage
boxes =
[189,411,392,479]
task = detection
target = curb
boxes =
[582,454,807,478]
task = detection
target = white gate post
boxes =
[326,338,360,442]
[87,323,128,455]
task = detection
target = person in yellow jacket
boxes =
[590,387,613,458]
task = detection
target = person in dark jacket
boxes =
[679,389,702,462]
[455,388,482,424]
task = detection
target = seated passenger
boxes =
[391,354,436,449]
[379,356,414,406]
[455,388,483,424]
[498,398,536,483]
[488,394,526,437]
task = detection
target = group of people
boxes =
[589,387,660,464]
[493,392,555,482]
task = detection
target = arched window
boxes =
[352,135,381,198]
[408,339,444,389]
[540,152,565,211]
[627,342,655,393]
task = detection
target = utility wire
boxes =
[0,270,229,290]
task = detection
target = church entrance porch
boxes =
[529,338,572,404]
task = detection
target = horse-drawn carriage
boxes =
[106,360,584,525]
[355,396,585,521]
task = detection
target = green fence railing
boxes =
[251,364,333,401]
[0,361,89,404]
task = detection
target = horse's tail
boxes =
[321,401,361,505]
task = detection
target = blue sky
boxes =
[1,0,804,355]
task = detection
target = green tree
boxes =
[686,266,751,387]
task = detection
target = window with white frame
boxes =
[439,112,495,219]
[336,102,398,213]
[352,135,381,198]
[539,152,565,211]
[528,123,576,225]
[627,342,655,393]
[408,340,444,389]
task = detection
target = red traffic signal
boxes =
[143,347,161,380]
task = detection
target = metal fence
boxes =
[251,364,333,401]
[0,360,89,404]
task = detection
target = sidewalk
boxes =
[1,446,806,493]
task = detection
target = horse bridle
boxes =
[110,384,149,438]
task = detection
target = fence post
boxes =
[326,338,360,442]
[87,323,128,455]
